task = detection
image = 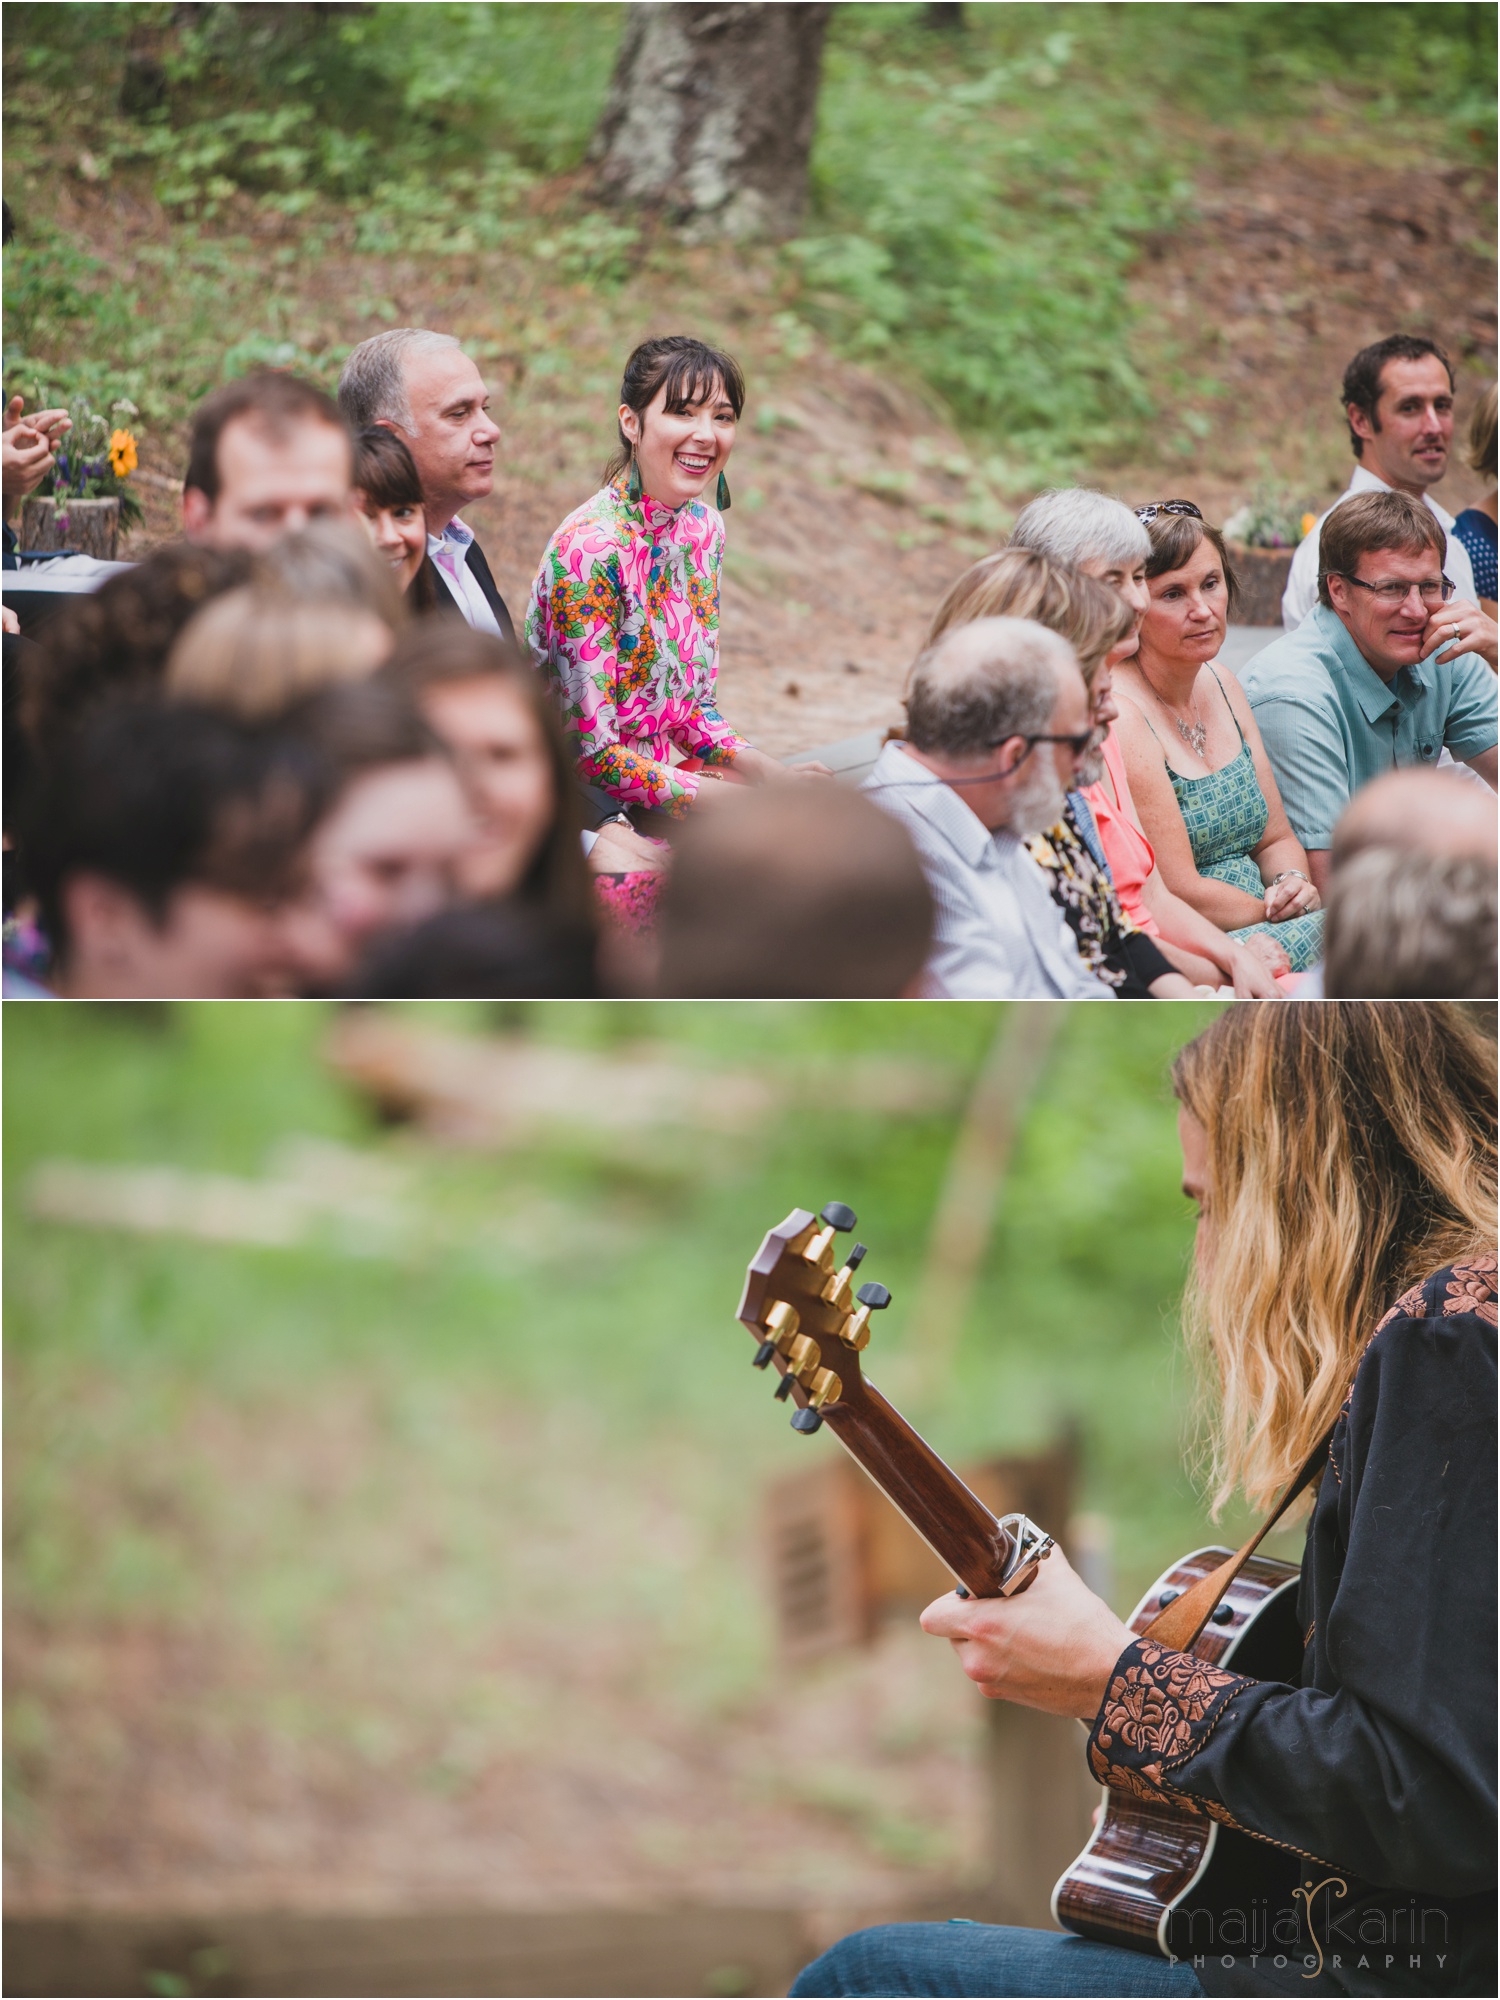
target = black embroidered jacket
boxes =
[1087,1259,1497,1998]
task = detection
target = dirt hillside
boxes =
[93,128,1494,761]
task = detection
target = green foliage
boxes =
[3,1,1492,467]
[798,25,1186,476]
[800,1,1495,476]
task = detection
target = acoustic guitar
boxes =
[739,1203,1303,1962]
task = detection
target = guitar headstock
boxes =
[736,1204,893,1433]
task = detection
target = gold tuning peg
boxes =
[785,1332,821,1382]
[821,1265,855,1311]
[808,1366,842,1410]
[799,1224,839,1273]
[763,1300,800,1346]
[842,1305,873,1349]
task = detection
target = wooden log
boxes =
[19,496,121,560]
[1226,542,1293,627]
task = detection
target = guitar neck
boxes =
[825,1378,1017,1597]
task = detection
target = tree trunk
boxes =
[590,3,832,240]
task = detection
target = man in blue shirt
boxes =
[1241,489,1497,894]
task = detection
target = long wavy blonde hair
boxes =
[1172,1002,1496,1516]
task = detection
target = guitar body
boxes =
[1052,1546,1303,1959]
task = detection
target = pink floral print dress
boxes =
[525,474,748,816]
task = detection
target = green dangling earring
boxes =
[626,455,643,503]
[716,470,732,512]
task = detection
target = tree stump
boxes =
[590,3,832,240]
[19,496,121,559]
[1227,542,1294,627]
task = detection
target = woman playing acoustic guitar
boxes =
[793,1003,1495,1999]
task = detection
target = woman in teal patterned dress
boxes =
[1112,502,1324,977]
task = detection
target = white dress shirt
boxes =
[428,516,502,636]
[1281,464,1477,630]
[862,741,1115,1000]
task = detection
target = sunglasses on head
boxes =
[1134,499,1203,525]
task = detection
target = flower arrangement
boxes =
[36,393,144,530]
[1222,484,1307,551]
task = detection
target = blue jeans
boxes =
[790,1921,1207,1998]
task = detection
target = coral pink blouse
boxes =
[1081,730,1160,937]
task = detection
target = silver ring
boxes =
[1451,624,1461,640]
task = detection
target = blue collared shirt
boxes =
[861,741,1114,1000]
[1240,604,1497,851]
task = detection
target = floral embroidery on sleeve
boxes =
[525,476,748,816]
[1088,1639,1252,1802]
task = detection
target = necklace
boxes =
[1140,670,1208,758]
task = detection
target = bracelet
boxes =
[1269,869,1309,888]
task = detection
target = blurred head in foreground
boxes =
[1173,1000,1496,1513]
[653,783,932,997]
[182,371,355,553]
[275,679,486,991]
[1322,768,1498,998]
[22,700,329,997]
[22,542,254,757]
[165,520,402,720]
[351,899,597,998]
[382,620,591,922]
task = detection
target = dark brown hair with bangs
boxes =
[1142,507,1241,613]
[605,335,746,484]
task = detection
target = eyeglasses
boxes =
[1016,731,1096,757]
[1331,572,1456,607]
[1134,499,1203,525]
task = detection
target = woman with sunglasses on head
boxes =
[1112,501,1324,977]
[526,335,827,822]
[927,548,1211,996]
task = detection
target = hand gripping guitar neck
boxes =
[737,1204,1053,1600]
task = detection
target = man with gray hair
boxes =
[862,617,1114,998]
[338,327,514,642]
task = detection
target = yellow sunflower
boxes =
[109,429,139,479]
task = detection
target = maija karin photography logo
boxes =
[1167,1878,1454,1982]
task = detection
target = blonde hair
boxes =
[1172,1003,1496,1516]
[164,521,403,722]
[927,547,1133,689]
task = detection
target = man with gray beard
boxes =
[862,618,1115,998]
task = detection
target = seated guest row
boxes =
[3,321,1495,1000]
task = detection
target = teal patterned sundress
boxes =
[1154,670,1324,972]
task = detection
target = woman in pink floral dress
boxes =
[526,336,815,821]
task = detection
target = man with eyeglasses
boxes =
[1281,334,1477,631]
[1242,489,1497,895]
[862,617,1115,998]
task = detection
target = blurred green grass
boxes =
[8,1000,1308,1892]
[5,1000,1251,1613]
